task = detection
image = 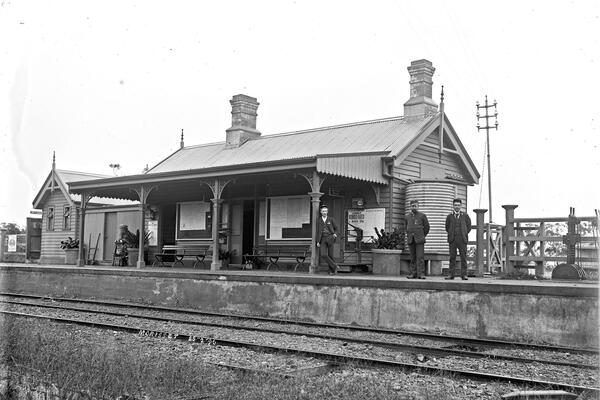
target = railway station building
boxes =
[66,59,479,272]
[32,157,139,264]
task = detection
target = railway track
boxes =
[1,295,598,396]
[2,292,596,356]
[0,295,595,371]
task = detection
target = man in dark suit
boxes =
[445,198,472,280]
[316,205,339,274]
[406,200,430,279]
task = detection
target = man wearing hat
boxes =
[406,200,430,279]
[445,198,472,280]
[316,205,339,275]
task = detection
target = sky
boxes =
[1,0,598,226]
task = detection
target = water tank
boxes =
[405,181,457,254]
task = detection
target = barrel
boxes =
[405,182,463,254]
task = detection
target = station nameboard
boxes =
[347,208,385,242]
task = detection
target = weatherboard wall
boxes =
[39,189,77,264]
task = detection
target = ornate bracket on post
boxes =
[308,191,324,274]
[210,198,224,270]
[296,170,325,193]
[130,184,159,204]
[296,171,327,274]
[199,178,234,271]
[369,184,382,206]
[77,192,95,266]
[202,177,235,200]
[130,185,159,268]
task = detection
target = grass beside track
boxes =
[0,316,482,400]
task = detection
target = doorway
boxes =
[103,212,117,261]
[242,200,255,258]
[229,200,255,264]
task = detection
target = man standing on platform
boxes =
[406,200,430,279]
[445,198,472,280]
[316,205,339,275]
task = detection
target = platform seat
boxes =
[243,245,311,271]
[153,244,212,269]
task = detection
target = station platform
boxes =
[1,263,598,349]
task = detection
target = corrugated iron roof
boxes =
[148,116,436,177]
[55,170,138,206]
[55,169,111,183]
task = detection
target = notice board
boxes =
[147,220,158,246]
[267,196,310,239]
[177,201,212,239]
[347,208,385,242]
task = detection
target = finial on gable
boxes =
[180,129,184,149]
[52,151,56,170]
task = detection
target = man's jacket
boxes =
[445,212,472,243]
[406,211,430,244]
[316,216,338,243]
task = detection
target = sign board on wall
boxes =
[7,235,17,252]
[147,220,158,246]
[347,208,385,242]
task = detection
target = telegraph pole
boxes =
[476,96,498,223]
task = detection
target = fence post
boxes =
[0,228,6,262]
[537,221,545,278]
[502,205,518,274]
[473,209,487,274]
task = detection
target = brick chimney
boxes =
[225,94,261,148]
[403,59,438,119]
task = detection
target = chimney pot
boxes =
[226,94,261,148]
[403,59,438,119]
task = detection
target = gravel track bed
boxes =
[3,297,597,367]
[3,302,598,390]
[2,314,541,400]
[0,312,326,375]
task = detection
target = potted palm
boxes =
[60,237,80,265]
[370,227,404,275]
[219,248,231,269]
[124,229,151,266]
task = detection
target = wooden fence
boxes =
[471,206,599,278]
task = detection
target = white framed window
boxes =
[47,207,54,231]
[63,205,71,230]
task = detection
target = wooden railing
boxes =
[502,206,599,278]
[470,207,599,278]
[470,209,505,275]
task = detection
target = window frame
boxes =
[63,205,71,231]
[47,207,55,231]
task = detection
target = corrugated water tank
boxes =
[405,181,457,254]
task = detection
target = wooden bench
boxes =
[153,244,212,269]
[243,245,311,271]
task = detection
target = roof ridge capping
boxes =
[257,115,407,140]
[179,115,408,150]
[56,169,111,178]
